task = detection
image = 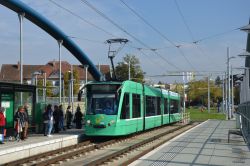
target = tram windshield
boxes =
[86,94,118,115]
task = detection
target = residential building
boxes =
[0,60,110,87]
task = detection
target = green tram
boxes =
[84,80,182,136]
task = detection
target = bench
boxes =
[228,129,242,143]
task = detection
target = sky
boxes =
[0,0,250,83]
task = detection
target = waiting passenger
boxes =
[65,106,73,129]
[53,105,60,133]
[0,107,6,144]
[14,106,25,141]
[45,104,53,137]
[74,106,83,129]
[23,103,29,139]
[58,105,65,131]
[43,109,48,136]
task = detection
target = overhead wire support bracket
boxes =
[106,38,129,81]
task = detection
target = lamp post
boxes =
[43,72,46,103]
[58,40,63,104]
[222,75,225,113]
[183,72,186,114]
[226,48,235,120]
[33,71,42,102]
[225,72,228,118]
[68,66,74,113]
[207,74,211,113]
[124,60,131,80]
[18,13,25,85]
[231,65,234,116]
[84,65,89,84]
[18,13,25,105]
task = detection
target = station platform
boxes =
[0,128,85,165]
[130,120,250,166]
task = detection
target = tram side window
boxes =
[146,96,156,116]
[132,94,141,118]
[170,100,179,114]
[120,93,130,119]
[156,97,161,115]
[164,99,169,114]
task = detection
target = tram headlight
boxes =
[86,120,91,125]
[110,120,115,125]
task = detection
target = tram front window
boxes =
[87,94,118,115]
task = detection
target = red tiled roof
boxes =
[0,61,110,82]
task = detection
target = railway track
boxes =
[4,123,196,166]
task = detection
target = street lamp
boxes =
[84,65,89,84]
[226,47,236,120]
[124,61,130,80]
[57,40,63,104]
[68,65,75,113]
[42,72,47,103]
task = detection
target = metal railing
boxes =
[182,112,190,124]
[37,96,85,104]
[238,102,250,144]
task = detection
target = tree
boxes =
[46,81,53,97]
[187,79,222,106]
[215,76,221,86]
[64,69,80,96]
[37,79,53,97]
[115,54,144,83]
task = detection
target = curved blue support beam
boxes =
[0,0,102,81]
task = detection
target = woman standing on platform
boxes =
[58,105,65,131]
[65,106,73,129]
[74,106,83,129]
[45,104,53,137]
[14,106,25,141]
[23,103,29,139]
[0,107,6,144]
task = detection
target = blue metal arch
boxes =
[0,0,102,81]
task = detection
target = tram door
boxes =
[1,93,14,128]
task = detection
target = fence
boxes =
[182,112,190,124]
[238,102,250,144]
[37,96,85,104]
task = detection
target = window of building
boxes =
[132,94,141,118]
[120,93,130,119]
[164,99,169,114]
[170,99,179,114]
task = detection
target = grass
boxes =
[186,107,226,122]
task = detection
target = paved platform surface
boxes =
[0,128,85,164]
[130,120,250,166]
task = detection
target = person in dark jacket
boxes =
[0,107,6,144]
[53,105,60,133]
[42,109,49,136]
[58,105,65,131]
[74,106,83,129]
[46,104,53,137]
[23,103,29,139]
[65,106,73,129]
[14,106,25,140]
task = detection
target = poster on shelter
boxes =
[1,101,10,117]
